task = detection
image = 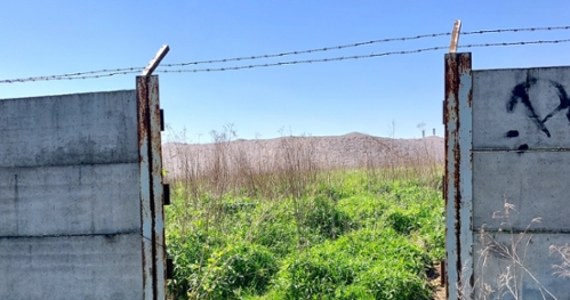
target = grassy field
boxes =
[166,166,444,299]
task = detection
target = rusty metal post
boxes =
[137,75,166,300]
[444,52,473,300]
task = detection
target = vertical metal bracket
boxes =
[166,258,174,280]
[163,184,170,206]
[137,75,167,300]
[160,109,165,132]
[137,45,170,300]
[444,52,473,300]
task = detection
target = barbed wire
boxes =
[162,32,451,67]
[0,32,452,84]
[159,46,447,73]
[459,38,570,48]
[462,25,570,35]
[158,39,570,73]
[1,25,570,84]
[163,25,570,67]
[0,69,141,84]
[2,39,569,83]
[2,32,451,83]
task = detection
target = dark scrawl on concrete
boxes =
[506,77,570,139]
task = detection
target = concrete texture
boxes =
[0,163,140,237]
[473,233,569,300]
[473,151,570,231]
[0,234,143,300]
[467,66,570,298]
[473,67,570,150]
[0,90,138,167]
[0,90,144,299]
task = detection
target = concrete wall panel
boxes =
[0,234,143,300]
[0,90,138,167]
[0,163,140,237]
[473,67,570,150]
[0,89,157,299]
[447,58,570,299]
[473,233,570,299]
[473,151,570,231]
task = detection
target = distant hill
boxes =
[162,132,443,180]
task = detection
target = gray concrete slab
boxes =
[0,163,140,237]
[472,233,570,299]
[0,90,149,299]
[0,90,138,168]
[473,67,570,150]
[0,234,143,300]
[446,63,570,299]
[473,151,570,231]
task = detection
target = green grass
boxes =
[166,169,444,299]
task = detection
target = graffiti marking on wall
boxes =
[507,78,570,139]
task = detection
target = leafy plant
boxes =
[275,228,433,299]
[303,195,353,239]
[164,129,444,299]
[197,242,278,299]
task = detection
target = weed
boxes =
[164,128,444,299]
[459,202,567,300]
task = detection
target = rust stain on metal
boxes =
[137,76,149,299]
[444,55,452,298]
[445,53,463,298]
[146,76,159,300]
[137,75,167,299]
[453,118,462,286]
[459,54,473,108]
[138,81,149,152]
[148,75,167,298]
[444,52,473,299]
[457,54,471,73]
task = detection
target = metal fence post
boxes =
[444,52,473,300]
[137,75,166,300]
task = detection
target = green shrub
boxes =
[166,171,444,300]
[316,178,356,201]
[385,208,420,234]
[335,284,375,300]
[198,242,278,299]
[304,195,353,239]
[167,231,222,299]
[219,196,257,215]
[337,194,386,228]
[277,228,432,299]
[358,265,432,300]
[250,203,298,257]
[282,248,356,299]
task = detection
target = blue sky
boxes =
[2,1,570,142]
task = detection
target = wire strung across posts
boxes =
[161,32,452,67]
[159,46,448,73]
[161,25,570,67]
[156,39,570,73]
[462,25,570,36]
[1,25,570,84]
[0,69,142,84]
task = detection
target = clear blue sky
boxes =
[2,1,570,142]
